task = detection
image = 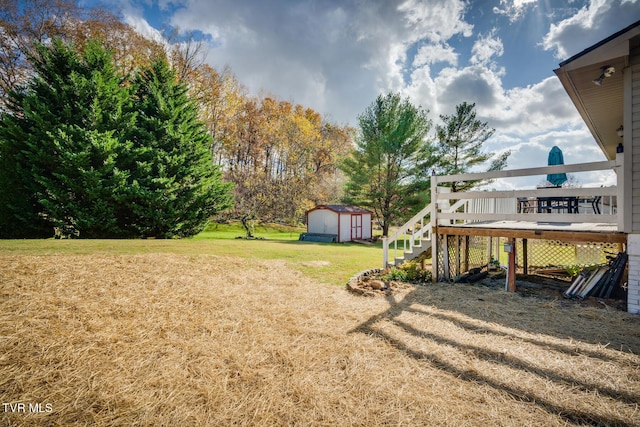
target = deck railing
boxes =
[431,153,624,230]
[382,153,626,269]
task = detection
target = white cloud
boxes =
[429,65,505,118]
[493,0,537,23]
[398,52,581,140]
[542,0,640,59]
[484,77,583,135]
[397,0,473,42]
[412,44,458,68]
[470,30,504,66]
[122,13,165,44]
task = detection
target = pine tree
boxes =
[0,39,132,237]
[435,102,509,192]
[340,92,434,236]
[0,39,232,238]
[122,59,233,238]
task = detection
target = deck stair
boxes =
[383,203,433,268]
[382,199,470,268]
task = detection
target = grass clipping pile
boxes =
[2,254,640,426]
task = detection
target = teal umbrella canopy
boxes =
[547,146,567,186]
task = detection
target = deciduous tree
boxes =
[0,0,165,110]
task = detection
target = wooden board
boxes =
[437,221,626,244]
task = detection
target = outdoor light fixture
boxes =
[593,65,615,85]
[617,126,624,153]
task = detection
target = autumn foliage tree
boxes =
[0,0,164,109]
[212,95,351,235]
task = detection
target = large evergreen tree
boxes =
[340,92,434,236]
[0,39,232,238]
[0,39,132,237]
[434,102,509,192]
[122,59,232,238]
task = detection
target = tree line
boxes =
[0,39,232,238]
[0,1,509,239]
[0,0,351,238]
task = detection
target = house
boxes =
[304,205,372,243]
[383,20,640,314]
[554,20,640,314]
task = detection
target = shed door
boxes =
[351,214,362,240]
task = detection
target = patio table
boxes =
[537,196,579,213]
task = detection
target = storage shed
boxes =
[303,205,373,243]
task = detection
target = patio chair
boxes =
[591,196,601,214]
[517,198,532,213]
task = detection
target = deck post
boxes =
[522,238,528,276]
[382,237,389,269]
[431,174,438,282]
[617,152,631,233]
[442,236,450,280]
[487,237,493,266]
[455,236,461,277]
[507,238,516,292]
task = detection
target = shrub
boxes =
[565,264,599,278]
[383,260,431,284]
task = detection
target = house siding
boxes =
[631,60,640,232]
[628,52,640,314]
[628,236,640,314]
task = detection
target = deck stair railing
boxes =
[382,203,432,268]
[381,199,487,268]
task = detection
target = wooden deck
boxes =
[383,155,628,269]
[438,220,626,243]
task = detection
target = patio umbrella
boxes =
[546,146,567,186]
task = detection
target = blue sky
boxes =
[89,0,640,189]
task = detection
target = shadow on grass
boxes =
[350,287,640,426]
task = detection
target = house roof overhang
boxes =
[554,20,640,160]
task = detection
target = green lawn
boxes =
[0,222,383,286]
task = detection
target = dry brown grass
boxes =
[1,253,639,426]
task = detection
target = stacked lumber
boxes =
[563,252,628,299]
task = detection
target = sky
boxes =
[89,0,640,189]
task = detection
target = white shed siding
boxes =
[363,213,372,239]
[627,53,640,314]
[307,209,338,235]
[343,212,373,241]
[306,206,373,242]
[339,214,351,242]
